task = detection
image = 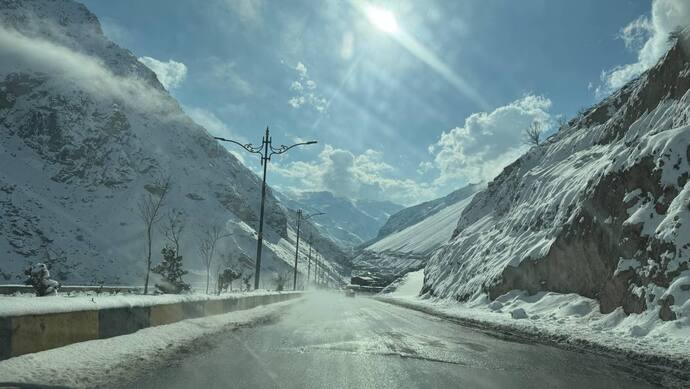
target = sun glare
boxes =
[365,5,399,34]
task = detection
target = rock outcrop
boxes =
[424,31,690,321]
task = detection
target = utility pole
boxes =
[307,234,312,285]
[293,209,302,291]
[214,127,317,290]
[292,210,324,290]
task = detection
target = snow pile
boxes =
[379,288,690,362]
[424,31,690,322]
[0,299,299,388]
[380,269,424,297]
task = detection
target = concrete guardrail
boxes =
[0,292,302,360]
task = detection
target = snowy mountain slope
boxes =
[0,0,346,287]
[353,186,480,282]
[371,183,481,244]
[277,190,403,249]
[368,194,477,254]
[424,31,690,322]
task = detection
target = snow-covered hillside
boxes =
[0,0,347,287]
[424,30,690,323]
[353,185,480,281]
[277,190,403,249]
[371,183,481,244]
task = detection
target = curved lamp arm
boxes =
[214,136,264,155]
[304,212,325,221]
[270,140,317,157]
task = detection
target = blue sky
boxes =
[80,0,678,205]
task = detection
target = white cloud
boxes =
[287,62,327,112]
[290,81,303,91]
[0,25,174,113]
[597,0,690,98]
[138,56,187,90]
[417,161,434,175]
[295,62,308,77]
[275,95,553,204]
[430,95,552,185]
[221,0,264,26]
[273,145,435,205]
[200,59,253,95]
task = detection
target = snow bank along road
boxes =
[124,293,675,389]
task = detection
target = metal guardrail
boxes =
[0,284,142,295]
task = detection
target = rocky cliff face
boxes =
[424,32,690,321]
[0,0,343,285]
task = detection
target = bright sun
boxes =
[365,5,399,34]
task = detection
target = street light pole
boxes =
[293,210,324,290]
[292,209,302,291]
[307,234,312,285]
[214,127,317,290]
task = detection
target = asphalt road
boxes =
[126,293,661,389]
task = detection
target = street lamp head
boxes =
[305,141,318,145]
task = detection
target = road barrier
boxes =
[0,284,142,295]
[0,292,302,360]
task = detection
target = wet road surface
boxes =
[127,292,661,389]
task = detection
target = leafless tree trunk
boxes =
[523,121,543,146]
[137,176,171,295]
[198,225,230,294]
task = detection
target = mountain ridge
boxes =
[0,0,348,287]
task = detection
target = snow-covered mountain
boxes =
[352,184,481,282]
[368,183,482,246]
[424,31,690,321]
[276,190,403,249]
[0,0,348,287]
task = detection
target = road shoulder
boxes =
[375,296,689,387]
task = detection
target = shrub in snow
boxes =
[242,273,253,291]
[273,272,288,291]
[24,263,60,296]
[152,245,191,294]
[217,268,241,293]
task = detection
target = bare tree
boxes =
[242,273,253,291]
[137,176,171,294]
[523,121,543,146]
[198,225,231,294]
[162,211,186,257]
